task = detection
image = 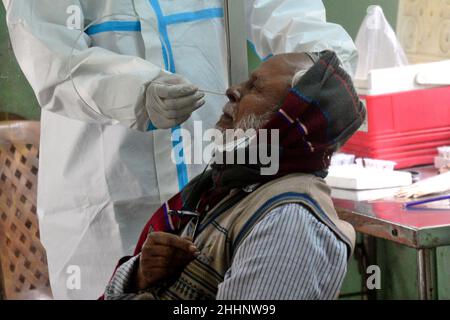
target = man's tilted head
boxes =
[214,50,366,174]
[216,53,315,132]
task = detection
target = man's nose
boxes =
[226,86,242,103]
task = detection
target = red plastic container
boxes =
[342,86,450,169]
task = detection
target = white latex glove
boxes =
[145,73,206,129]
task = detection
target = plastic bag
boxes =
[355,5,409,81]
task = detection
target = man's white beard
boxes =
[212,109,280,175]
[214,110,273,153]
[234,111,273,131]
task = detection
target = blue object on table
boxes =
[404,194,450,209]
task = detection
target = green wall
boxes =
[323,0,399,40]
[0,5,40,120]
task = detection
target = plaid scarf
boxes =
[133,50,366,252]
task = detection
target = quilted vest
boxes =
[137,173,355,300]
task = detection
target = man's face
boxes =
[216,53,314,131]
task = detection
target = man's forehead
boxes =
[256,53,313,77]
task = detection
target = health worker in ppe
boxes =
[2,0,357,300]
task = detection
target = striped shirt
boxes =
[104,203,348,300]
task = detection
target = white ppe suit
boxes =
[2,0,357,299]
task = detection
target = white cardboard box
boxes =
[326,166,413,190]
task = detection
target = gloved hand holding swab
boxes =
[146,74,208,129]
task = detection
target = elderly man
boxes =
[104,51,366,300]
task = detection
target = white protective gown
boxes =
[3,0,357,299]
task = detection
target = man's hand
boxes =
[134,232,200,291]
